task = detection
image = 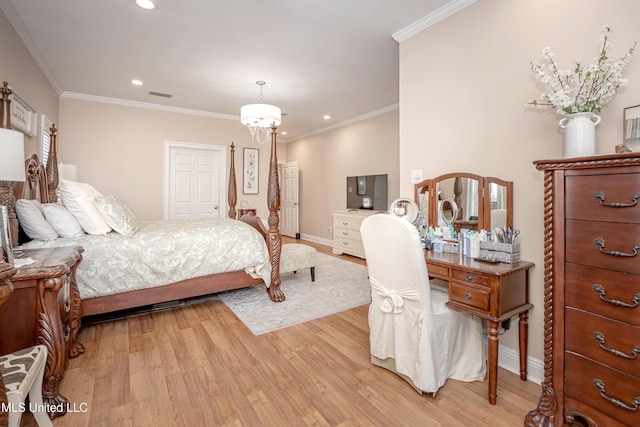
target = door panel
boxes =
[281,161,299,238]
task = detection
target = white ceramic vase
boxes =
[559,112,601,158]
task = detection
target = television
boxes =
[346,174,388,210]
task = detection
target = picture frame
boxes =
[357,176,367,195]
[243,148,259,194]
[10,91,37,137]
[623,104,640,151]
[0,206,13,265]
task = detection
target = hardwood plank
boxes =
[19,238,541,426]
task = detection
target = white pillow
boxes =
[59,180,112,235]
[15,199,59,241]
[94,196,140,236]
[42,204,85,238]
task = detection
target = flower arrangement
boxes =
[528,26,636,116]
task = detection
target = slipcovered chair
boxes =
[360,214,486,395]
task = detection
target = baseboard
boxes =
[299,233,333,247]
[498,344,543,385]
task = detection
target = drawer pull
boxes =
[592,331,640,359]
[465,293,472,301]
[592,378,640,411]
[593,191,640,208]
[342,231,349,236]
[593,237,640,257]
[466,275,474,282]
[592,284,640,308]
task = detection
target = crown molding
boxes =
[392,0,477,43]
[60,91,238,120]
[288,104,399,143]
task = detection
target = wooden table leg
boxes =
[519,311,529,381]
[488,320,499,405]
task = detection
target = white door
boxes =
[280,161,299,238]
[164,142,227,219]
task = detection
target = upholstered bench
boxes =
[280,243,317,281]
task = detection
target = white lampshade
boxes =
[58,162,78,182]
[240,103,282,127]
[0,128,25,182]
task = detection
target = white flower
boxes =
[528,26,636,116]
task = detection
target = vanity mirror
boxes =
[414,173,513,233]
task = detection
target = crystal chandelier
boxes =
[240,81,281,144]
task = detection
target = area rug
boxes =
[217,253,371,335]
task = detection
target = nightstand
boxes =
[0,246,84,419]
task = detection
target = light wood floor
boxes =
[22,237,542,426]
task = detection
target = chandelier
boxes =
[240,81,281,144]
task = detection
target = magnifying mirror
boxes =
[389,197,419,224]
[439,198,458,226]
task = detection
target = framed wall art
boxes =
[243,148,259,194]
[11,91,37,137]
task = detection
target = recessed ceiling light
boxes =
[281,131,287,135]
[131,79,143,86]
[323,115,331,120]
[136,0,157,10]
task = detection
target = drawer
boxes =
[333,216,362,232]
[566,173,640,223]
[451,269,490,286]
[566,220,640,275]
[449,281,490,311]
[565,307,640,377]
[565,352,640,426]
[565,264,640,325]
[427,263,450,280]
[333,237,364,255]
[333,227,361,241]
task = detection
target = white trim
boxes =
[61,92,238,120]
[163,141,227,220]
[288,104,399,143]
[498,344,543,386]
[392,0,477,43]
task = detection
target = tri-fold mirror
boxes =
[413,173,513,233]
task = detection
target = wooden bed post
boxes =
[266,125,284,302]
[45,125,59,203]
[228,142,237,219]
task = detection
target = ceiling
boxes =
[1,0,470,141]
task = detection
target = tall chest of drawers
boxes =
[527,153,640,427]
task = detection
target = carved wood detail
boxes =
[36,275,68,418]
[45,125,59,203]
[228,142,237,219]
[266,125,284,302]
[0,263,16,427]
[68,254,85,358]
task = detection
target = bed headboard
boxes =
[14,154,49,204]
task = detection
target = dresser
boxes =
[332,210,376,259]
[527,153,640,427]
[0,246,84,419]
[425,251,534,405]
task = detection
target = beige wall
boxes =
[59,97,286,220]
[286,110,399,242]
[0,9,59,156]
[399,0,640,362]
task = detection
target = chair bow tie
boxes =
[370,278,419,314]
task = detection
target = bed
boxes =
[2,88,284,323]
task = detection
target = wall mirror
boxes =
[414,172,513,234]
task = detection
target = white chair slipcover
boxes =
[361,214,486,395]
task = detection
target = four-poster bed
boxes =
[1,80,285,322]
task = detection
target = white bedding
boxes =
[20,218,271,299]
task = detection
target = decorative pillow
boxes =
[42,204,85,238]
[59,180,112,235]
[15,199,59,241]
[94,196,140,236]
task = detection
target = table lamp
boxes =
[0,128,26,247]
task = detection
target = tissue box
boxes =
[479,241,520,263]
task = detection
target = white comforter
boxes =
[20,218,271,299]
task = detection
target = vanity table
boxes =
[425,251,534,405]
[414,172,533,405]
